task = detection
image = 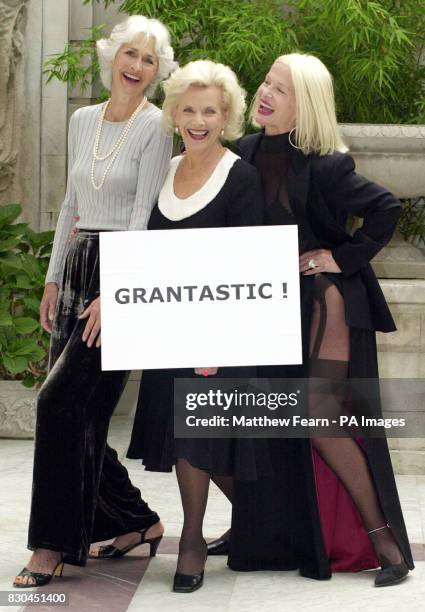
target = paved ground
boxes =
[1,416,423,612]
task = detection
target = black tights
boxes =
[175,459,209,574]
[309,275,401,566]
[175,467,234,573]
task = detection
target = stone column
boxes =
[0,0,42,227]
[39,0,69,231]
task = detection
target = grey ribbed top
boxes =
[46,102,172,284]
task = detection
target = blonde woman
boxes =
[214,53,413,587]
[14,16,176,587]
[126,59,265,593]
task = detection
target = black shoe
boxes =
[173,540,207,593]
[90,526,163,559]
[207,536,229,556]
[173,570,204,593]
[368,524,409,587]
[13,559,64,588]
[375,557,409,587]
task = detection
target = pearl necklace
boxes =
[91,97,147,191]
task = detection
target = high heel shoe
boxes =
[173,540,207,593]
[90,527,163,559]
[374,556,409,587]
[206,534,230,556]
[368,524,409,587]
[13,558,64,588]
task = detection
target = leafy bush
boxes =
[0,205,54,387]
[57,0,425,125]
[292,0,425,124]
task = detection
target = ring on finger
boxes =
[308,258,317,269]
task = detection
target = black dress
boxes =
[228,132,414,579]
[127,154,271,480]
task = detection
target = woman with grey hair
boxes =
[14,15,177,588]
[126,59,265,593]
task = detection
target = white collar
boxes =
[158,149,240,221]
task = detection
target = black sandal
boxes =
[89,527,163,559]
[13,559,64,588]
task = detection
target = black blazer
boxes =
[238,133,401,332]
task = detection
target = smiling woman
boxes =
[96,16,176,97]
[255,62,297,135]
[113,40,157,90]
[13,15,177,589]
[126,60,266,594]
[221,52,414,590]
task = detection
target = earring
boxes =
[288,127,301,150]
[220,128,225,138]
[174,126,180,135]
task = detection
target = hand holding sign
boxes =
[194,367,218,377]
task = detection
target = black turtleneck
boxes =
[254,131,318,253]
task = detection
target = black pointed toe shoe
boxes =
[206,536,229,556]
[368,524,409,587]
[374,558,409,587]
[173,540,207,593]
[90,527,162,559]
[173,570,204,593]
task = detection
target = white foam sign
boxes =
[100,226,302,370]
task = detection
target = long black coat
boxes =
[228,133,414,578]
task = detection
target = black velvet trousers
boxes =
[27,231,159,566]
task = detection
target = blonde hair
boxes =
[251,53,347,155]
[96,16,177,97]
[161,60,246,141]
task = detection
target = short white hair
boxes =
[251,53,348,155]
[161,60,246,141]
[96,15,177,97]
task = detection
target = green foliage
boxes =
[292,0,425,124]
[44,24,105,94]
[0,205,54,387]
[57,0,424,125]
[120,0,298,98]
[398,198,425,246]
